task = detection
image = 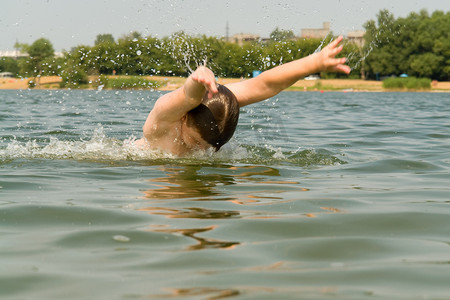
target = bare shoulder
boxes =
[142,90,185,140]
[142,111,183,153]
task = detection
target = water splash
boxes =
[314,35,330,54]
[0,127,165,162]
[0,126,344,167]
[167,32,205,74]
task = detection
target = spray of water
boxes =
[0,126,344,167]
[167,32,215,75]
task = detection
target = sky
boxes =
[1,0,448,51]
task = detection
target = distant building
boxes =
[0,50,64,59]
[230,33,269,46]
[301,22,331,39]
[0,50,28,58]
[347,30,365,48]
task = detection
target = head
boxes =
[184,84,239,151]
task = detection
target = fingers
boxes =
[338,65,351,74]
[320,36,350,74]
[203,77,218,95]
[192,66,218,95]
[330,45,343,57]
[329,35,344,49]
[324,56,350,74]
[325,36,344,57]
[335,63,351,74]
[336,57,347,64]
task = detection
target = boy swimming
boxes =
[138,36,351,156]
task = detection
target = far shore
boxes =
[1,75,450,92]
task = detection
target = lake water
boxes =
[1,89,449,299]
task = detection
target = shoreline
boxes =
[1,76,450,92]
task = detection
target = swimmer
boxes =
[138,36,351,156]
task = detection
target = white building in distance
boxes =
[0,50,64,58]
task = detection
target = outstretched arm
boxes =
[226,36,351,107]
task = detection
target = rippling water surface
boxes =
[1,90,449,299]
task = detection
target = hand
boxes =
[190,66,218,98]
[318,36,351,74]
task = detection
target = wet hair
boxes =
[186,84,239,151]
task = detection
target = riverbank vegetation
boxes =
[96,76,162,90]
[363,9,450,81]
[8,33,361,81]
[0,9,449,90]
[382,77,431,90]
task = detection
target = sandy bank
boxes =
[1,76,449,92]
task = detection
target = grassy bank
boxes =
[382,77,431,91]
[93,76,162,90]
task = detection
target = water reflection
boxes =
[138,163,308,251]
[147,287,240,299]
[152,226,240,251]
[141,164,303,203]
[139,206,240,219]
[141,164,234,200]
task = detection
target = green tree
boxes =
[116,35,162,75]
[21,38,55,85]
[409,53,444,78]
[270,27,295,42]
[363,9,450,80]
[119,31,142,42]
[94,34,115,45]
[41,56,66,76]
[0,57,19,76]
[363,9,400,78]
[215,42,247,77]
[60,66,89,88]
[64,45,95,75]
[90,42,119,74]
[13,41,30,53]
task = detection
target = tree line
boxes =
[1,31,361,83]
[1,9,449,83]
[363,9,450,80]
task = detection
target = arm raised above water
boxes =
[226,36,351,107]
[143,66,218,137]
